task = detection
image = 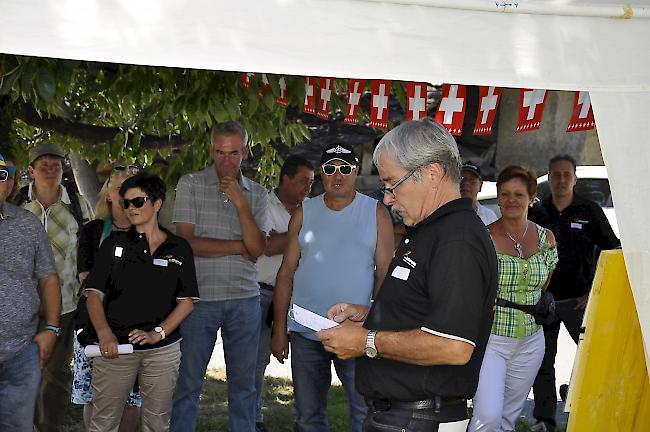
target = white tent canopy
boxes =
[2,0,650,365]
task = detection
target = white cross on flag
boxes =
[303,77,317,115]
[317,78,335,120]
[473,86,502,136]
[241,72,255,90]
[276,76,288,108]
[566,91,595,132]
[435,84,466,136]
[344,79,366,125]
[258,74,273,98]
[516,88,548,132]
[369,80,391,130]
[406,82,427,121]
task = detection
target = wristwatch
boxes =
[45,325,61,336]
[154,326,166,340]
[365,330,378,358]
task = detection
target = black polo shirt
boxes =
[85,226,199,350]
[529,194,620,300]
[356,198,498,401]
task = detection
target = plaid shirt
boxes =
[173,165,270,301]
[21,184,94,315]
[492,224,558,338]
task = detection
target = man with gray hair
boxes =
[317,118,498,431]
[171,121,269,432]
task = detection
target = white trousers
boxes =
[468,329,545,432]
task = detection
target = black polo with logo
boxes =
[356,198,498,401]
[85,226,199,350]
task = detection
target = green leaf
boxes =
[36,67,56,103]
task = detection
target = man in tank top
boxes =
[271,142,394,432]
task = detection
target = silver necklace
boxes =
[506,221,529,259]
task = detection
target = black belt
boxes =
[259,283,273,291]
[369,396,467,412]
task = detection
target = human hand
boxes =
[33,330,57,367]
[317,325,367,360]
[220,176,245,207]
[128,329,162,346]
[98,331,119,359]
[271,326,289,363]
[326,303,369,324]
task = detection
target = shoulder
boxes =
[166,231,193,255]
[178,167,210,186]
[243,176,268,197]
[4,203,42,228]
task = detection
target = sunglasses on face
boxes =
[322,164,356,176]
[113,164,140,175]
[120,196,149,209]
[0,169,8,182]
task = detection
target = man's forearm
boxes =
[272,275,294,331]
[374,329,474,366]
[265,232,289,256]
[184,236,247,258]
[235,201,266,258]
[38,273,61,326]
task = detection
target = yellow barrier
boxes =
[568,250,650,431]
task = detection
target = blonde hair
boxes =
[94,171,131,220]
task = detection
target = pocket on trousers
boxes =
[365,410,438,432]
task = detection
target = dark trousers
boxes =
[363,401,468,432]
[532,298,584,428]
[34,311,75,432]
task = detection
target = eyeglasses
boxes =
[120,196,149,209]
[0,169,8,182]
[113,165,140,175]
[322,164,356,176]
[380,168,419,198]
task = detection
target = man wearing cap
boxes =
[18,143,94,432]
[460,161,498,225]
[1,153,62,431]
[271,142,394,432]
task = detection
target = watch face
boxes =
[154,326,163,333]
[365,347,378,358]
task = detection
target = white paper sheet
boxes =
[292,304,339,332]
[84,344,134,358]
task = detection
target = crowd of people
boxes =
[0,117,619,432]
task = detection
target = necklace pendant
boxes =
[514,242,523,259]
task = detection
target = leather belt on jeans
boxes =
[369,396,467,412]
[259,282,273,291]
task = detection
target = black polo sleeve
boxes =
[588,201,620,250]
[421,240,491,347]
[84,235,117,295]
[77,220,103,275]
[174,239,200,301]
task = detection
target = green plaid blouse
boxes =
[492,224,558,338]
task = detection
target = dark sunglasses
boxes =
[113,164,140,175]
[322,164,355,176]
[120,196,149,209]
[0,169,8,182]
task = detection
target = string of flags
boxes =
[240,73,595,135]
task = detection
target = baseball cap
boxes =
[320,143,359,166]
[29,143,66,165]
[0,153,17,175]
[461,161,482,179]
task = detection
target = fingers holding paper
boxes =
[317,325,368,360]
[326,303,370,324]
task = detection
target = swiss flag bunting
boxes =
[258,74,272,98]
[369,80,391,129]
[276,77,288,108]
[516,89,547,132]
[566,91,595,132]
[303,77,317,115]
[473,86,502,135]
[435,84,466,136]
[344,79,366,125]
[241,73,254,90]
[317,78,335,120]
[406,82,428,121]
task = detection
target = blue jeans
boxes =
[171,297,261,432]
[290,332,367,432]
[255,289,273,423]
[0,341,41,432]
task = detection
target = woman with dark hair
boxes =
[85,174,199,432]
[469,166,557,432]
[73,164,141,431]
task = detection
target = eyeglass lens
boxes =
[322,165,353,176]
[0,170,8,182]
[120,196,148,209]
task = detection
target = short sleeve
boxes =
[77,220,102,275]
[172,175,197,225]
[544,245,559,273]
[175,240,200,301]
[421,240,493,347]
[33,221,56,280]
[84,236,116,295]
[253,189,271,234]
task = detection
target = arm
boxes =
[128,299,194,345]
[221,176,267,258]
[33,273,61,367]
[271,208,303,363]
[264,230,289,256]
[591,203,621,250]
[374,204,394,294]
[87,290,119,359]
[175,222,251,259]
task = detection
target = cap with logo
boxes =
[461,161,482,180]
[29,143,66,165]
[320,143,359,166]
[0,154,17,175]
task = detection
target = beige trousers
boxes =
[90,342,181,432]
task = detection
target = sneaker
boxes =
[530,422,549,432]
[256,422,270,432]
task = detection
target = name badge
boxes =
[571,222,583,229]
[114,247,123,257]
[391,266,410,281]
[153,259,168,267]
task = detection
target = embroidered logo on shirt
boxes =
[163,255,183,266]
[402,251,417,268]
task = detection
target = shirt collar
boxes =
[413,197,475,229]
[28,183,70,204]
[0,201,18,219]
[206,164,251,191]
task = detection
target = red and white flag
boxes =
[303,77,317,115]
[317,78,335,120]
[369,80,391,129]
[344,79,365,125]
[435,84,466,136]
[258,74,272,98]
[276,76,288,108]
[241,72,254,90]
[406,82,427,121]
[516,88,547,132]
[566,91,595,132]
[473,86,502,135]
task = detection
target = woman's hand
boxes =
[128,329,162,346]
[98,330,119,359]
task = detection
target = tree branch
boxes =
[17,102,185,150]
